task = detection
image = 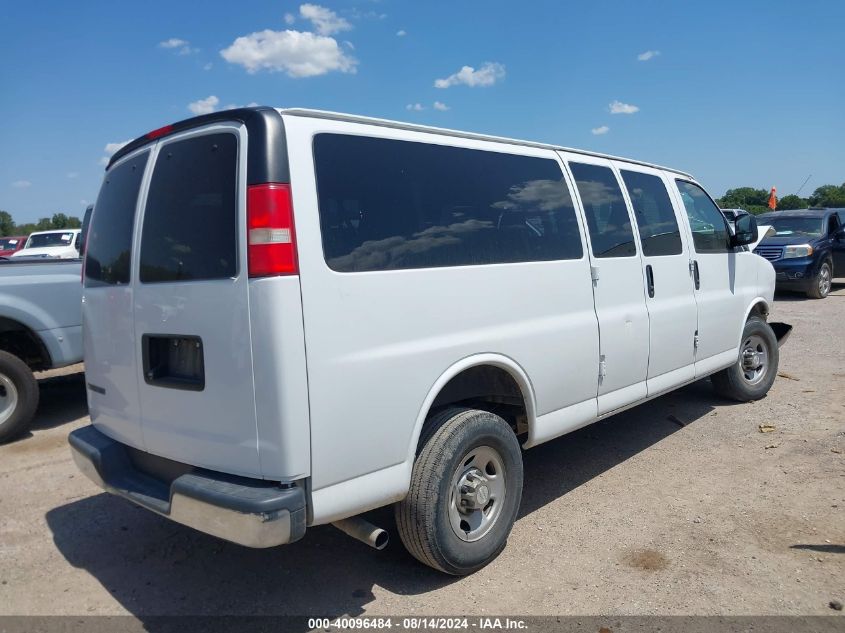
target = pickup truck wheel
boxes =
[711,317,778,402]
[395,407,523,575]
[806,261,832,299]
[0,350,39,443]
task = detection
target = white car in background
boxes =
[12,228,82,259]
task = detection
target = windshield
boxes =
[0,238,22,250]
[765,217,824,237]
[27,232,76,248]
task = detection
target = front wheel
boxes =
[395,407,523,575]
[711,316,779,402]
[806,261,832,299]
[0,350,39,443]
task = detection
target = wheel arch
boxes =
[0,317,52,370]
[406,354,537,465]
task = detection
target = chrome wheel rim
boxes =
[0,373,19,426]
[819,265,831,296]
[448,445,506,542]
[740,334,769,385]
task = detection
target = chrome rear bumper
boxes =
[69,425,306,548]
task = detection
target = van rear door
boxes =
[131,125,262,477]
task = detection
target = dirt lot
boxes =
[1,286,843,619]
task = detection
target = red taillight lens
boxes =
[146,124,174,140]
[247,183,298,277]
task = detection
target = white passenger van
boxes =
[71,107,789,575]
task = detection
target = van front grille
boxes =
[754,246,783,261]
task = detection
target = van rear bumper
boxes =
[68,425,306,548]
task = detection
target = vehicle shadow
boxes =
[32,369,88,431]
[775,281,845,302]
[45,380,731,623]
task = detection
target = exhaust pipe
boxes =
[332,516,389,550]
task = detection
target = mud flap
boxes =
[769,322,792,348]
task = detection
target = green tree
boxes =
[0,210,14,236]
[808,183,845,208]
[776,194,808,210]
[717,187,770,210]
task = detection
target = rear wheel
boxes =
[806,261,832,299]
[395,407,523,575]
[711,317,778,402]
[0,350,39,443]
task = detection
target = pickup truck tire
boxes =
[806,260,832,299]
[0,350,39,443]
[395,407,523,575]
[711,317,779,402]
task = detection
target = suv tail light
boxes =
[247,183,298,277]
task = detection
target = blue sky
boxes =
[2,0,843,223]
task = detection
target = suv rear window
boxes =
[140,133,238,282]
[85,151,150,286]
[313,134,583,272]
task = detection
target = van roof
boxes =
[280,108,695,179]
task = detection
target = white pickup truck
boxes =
[0,259,83,441]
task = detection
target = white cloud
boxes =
[433,101,449,111]
[203,62,213,71]
[609,100,639,114]
[343,40,355,50]
[99,139,132,166]
[284,12,296,25]
[434,62,505,88]
[299,3,352,35]
[220,29,357,77]
[80,199,89,206]
[591,125,610,135]
[66,171,79,179]
[637,50,660,61]
[11,180,31,188]
[406,103,424,111]
[188,95,220,115]
[159,37,197,55]
[396,29,406,37]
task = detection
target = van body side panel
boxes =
[285,116,599,502]
[248,277,311,480]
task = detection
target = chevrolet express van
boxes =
[71,107,785,575]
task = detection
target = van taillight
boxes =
[247,183,298,277]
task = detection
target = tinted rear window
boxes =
[85,151,149,286]
[140,133,238,283]
[313,134,583,272]
[569,162,637,258]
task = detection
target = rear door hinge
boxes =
[599,354,607,381]
[694,331,700,350]
[590,266,600,282]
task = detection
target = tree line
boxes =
[716,182,845,215]
[0,210,82,237]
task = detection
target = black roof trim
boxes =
[107,106,289,185]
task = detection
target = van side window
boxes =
[569,163,637,258]
[675,180,730,253]
[85,151,150,286]
[620,170,683,256]
[313,134,583,272]
[140,133,238,282]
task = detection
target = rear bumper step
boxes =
[68,425,306,548]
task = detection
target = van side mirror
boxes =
[731,214,758,247]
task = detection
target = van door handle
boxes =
[646,264,655,298]
[693,260,701,290]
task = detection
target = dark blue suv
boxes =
[754,209,845,298]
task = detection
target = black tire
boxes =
[806,260,832,299]
[395,407,523,575]
[711,316,779,402]
[0,350,39,443]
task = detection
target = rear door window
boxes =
[85,151,149,286]
[620,170,683,256]
[313,134,583,272]
[140,133,238,282]
[569,162,637,258]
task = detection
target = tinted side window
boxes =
[620,170,683,256]
[85,151,149,286]
[313,134,583,272]
[569,163,637,258]
[676,180,729,253]
[140,133,238,282]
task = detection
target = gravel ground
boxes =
[0,285,843,618]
